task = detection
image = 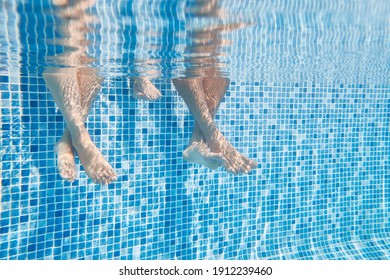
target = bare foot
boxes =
[54,131,77,182]
[207,132,257,174]
[183,141,225,170]
[218,141,258,174]
[172,77,257,175]
[72,132,117,185]
[132,77,162,101]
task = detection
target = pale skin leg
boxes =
[172,77,258,174]
[182,77,229,169]
[43,68,117,184]
[189,77,229,142]
[53,68,104,182]
[45,0,116,184]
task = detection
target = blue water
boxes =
[1,0,390,260]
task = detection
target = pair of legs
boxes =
[44,70,161,184]
[172,77,257,174]
[43,67,117,184]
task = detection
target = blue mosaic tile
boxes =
[1,0,390,260]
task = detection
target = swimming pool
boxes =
[1,0,390,260]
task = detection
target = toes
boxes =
[237,164,248,174]
[101,168,116,185]
[148,89,162,100]
[236,162,247,174]
[133,90,161,101]
[152,90,162,100]
[109,169,118,181]
[60,171,74,182]
[96,172,105,185]
[92,165,117,185]
[240,161,256,174]
[223,160,239,175]
[64,171,76,182]
[221,151,258,175]
[238,154,257,170]
[228,159,243,174]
